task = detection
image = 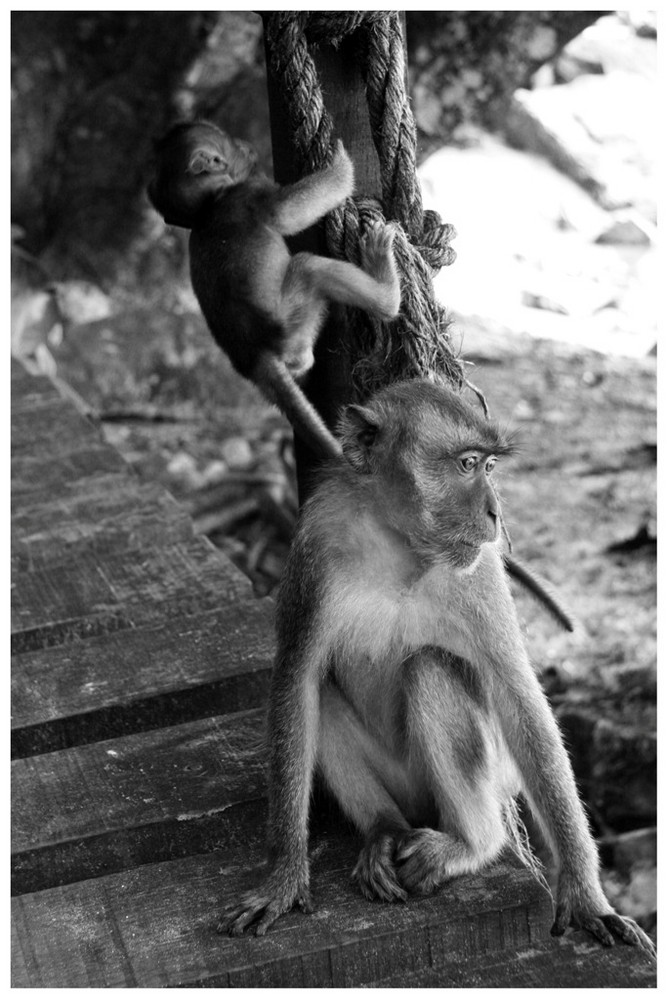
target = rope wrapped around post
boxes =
[263,11,464,395]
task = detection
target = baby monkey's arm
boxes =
[271,141,354,236]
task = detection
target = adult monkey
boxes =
[221,379,654,958]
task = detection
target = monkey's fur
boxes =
[222,379,654,957]
[148,121,401,459]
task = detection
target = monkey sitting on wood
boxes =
[221,378,654,957]
[148,121,401,459]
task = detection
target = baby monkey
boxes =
[148,121,401,458]
[221,379,654,959]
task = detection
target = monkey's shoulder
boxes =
[203,179,281,235]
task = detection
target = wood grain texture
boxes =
[11,536,251,654]
[367,931,657,988]
[11,838,555,988]
[11,397,100,457]
[11,709,267,893]
[12,605,273,756]
[12,480,194,572]
[11,447,129,503]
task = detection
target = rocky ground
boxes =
[11,12,656,936]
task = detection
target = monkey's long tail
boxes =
[257,354,343,461]
[504,556,575,633]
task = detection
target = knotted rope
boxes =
[263,11,464,396]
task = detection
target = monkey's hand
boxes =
[552,878,656,958]
[352,827,408,903]
[218,862,313,937]
[330,139,354,199]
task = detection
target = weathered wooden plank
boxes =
[367,932,657,988]
[11,397,101,456]
[11,839,554,988]
[11,536,251,654]
[11,447,130,503]
[12,480,194,572]
[12,605,273,757]
[11,710,267,894]
[11,357,61,402]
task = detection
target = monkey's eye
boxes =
[485,457,497,473]
[358,428,377,448]
[459,453,478,473]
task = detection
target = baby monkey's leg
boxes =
[276,256,329,379]
[398,647,514,895]
[300,224,401,321]
[317,683,416,902]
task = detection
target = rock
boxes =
[601,827,656,878]
[506,72,657,221]
[622,11,656,40]
[557,708,656,830]
[556,13,656,80]
[595,213,654,246]
[554,50,603,85]
[11,287,62,360]
[51,280,112,325]
[220,436,254,470]
[521,270,617,317]
[599,828,656,935]
[166,451,205,490]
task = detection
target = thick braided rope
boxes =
[263,11,463,393]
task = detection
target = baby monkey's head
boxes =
[339,379,516,565]
[148,121,257,228]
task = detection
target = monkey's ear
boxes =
[340,404,381,471]
[229,140,258,183]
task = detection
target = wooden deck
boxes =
[10,358,656,988]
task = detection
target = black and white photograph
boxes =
[10,7,657,989]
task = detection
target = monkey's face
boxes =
[148,121,258,227]
[340,380,514,566]
[184,124,257,188]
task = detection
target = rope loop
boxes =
[263,11,463,392]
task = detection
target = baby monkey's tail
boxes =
[504,556,575,633]
[256,353,342,462]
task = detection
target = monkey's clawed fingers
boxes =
[552,904,656,958]
[218,884,313,937]
[601,914,656,957]
[360,221,397,259]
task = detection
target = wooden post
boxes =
[263,17,406,498]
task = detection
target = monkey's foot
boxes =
[395,828,452,895]
[552,893,656,958]
[359,223,401,318]
[352,828,407,903]
[360,221,396,270]
[218,870,313,937]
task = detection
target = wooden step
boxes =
[11,709,267,895]
[10,358,656,986]
[12,480,194,572]
[365,931,657,988]
[11,839,557,988]
[11,536,251,654]
[11,605,272,758]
